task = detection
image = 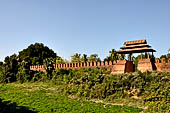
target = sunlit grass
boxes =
[0,83,143,113]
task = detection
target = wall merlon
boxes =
[105,61,109,66]
[101,61,105,66]
[87,62,90,67]
[97,62,101,67]
[109,61,113,65]
[113,60,117,64]
[155,58,160,63]
[161,57,166,63]
[90,62,93,67]
[94,62,97,66]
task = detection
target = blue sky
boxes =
[0,0,170,61]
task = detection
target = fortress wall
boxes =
[30,60,134,74]
[137,58,170,72]
[137,59,154,72]
[30,58,170,73]
[111,60,133,74]
[155,58,170,72]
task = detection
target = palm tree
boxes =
[109,49,119,61]
[167,49,170,58]
[71,53,81,63]
[88,54,101,62]
[81,54,88,62]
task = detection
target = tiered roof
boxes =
[117,39,156,54]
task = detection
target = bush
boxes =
[49,68,170,112]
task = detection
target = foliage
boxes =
[43,58,55,80]
[56,56,69,64]
[0,54,18,83]
[18,43,57,65]
[0,43,59,83]
[1,64,170,112]
[160,48,170,61]
[81,54,88,62]
[0,83,142,113]
[71,53,100,63]
[47,69,170,112]
[71,53,82,63]
[87,54,101,62]
[168,48,170,58]
[16,60,34,83]
[104,49,124,61]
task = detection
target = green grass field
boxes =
[0,83,143,113]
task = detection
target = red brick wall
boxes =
[30,60,134,74]
[137,58,170,72]
[137,59,154,72]
[111,60,133,74]
[155,58,170,72]
[30,58,170,73]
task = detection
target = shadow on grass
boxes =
[0,99,37,113]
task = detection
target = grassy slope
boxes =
[0,83,143,113]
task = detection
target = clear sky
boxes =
[0,0,170,61]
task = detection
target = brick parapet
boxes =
[137,58,170,72]
[30,60,133,74]
[154,58,170,72]
[137,59,154,72]
[30,58,170,73]
[111,60,133,74]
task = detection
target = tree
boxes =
[128,54,135,61]
[56,57,69,64]
[104,49,120,61]
[16,59,32,83]
[0,62,3,72]
[160,48,170,59]
[0,62,3,66]
[167,49,170,58]
[0,54,18,83]
[88,54,101,62]
[109,49,119,61]
[160,55,167,59]
[71,53,81,63]
[18,43,57,65]
[56,56,65,64]
[119,54,125,60]
[43,58,55,80]
[81,54,88,62]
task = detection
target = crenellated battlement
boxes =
[30,61,116,70]
[30,58,170,74]
[154,58,170,72]
[30,60,134,74]
[155,57,170,63]
[137,58,170,72]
